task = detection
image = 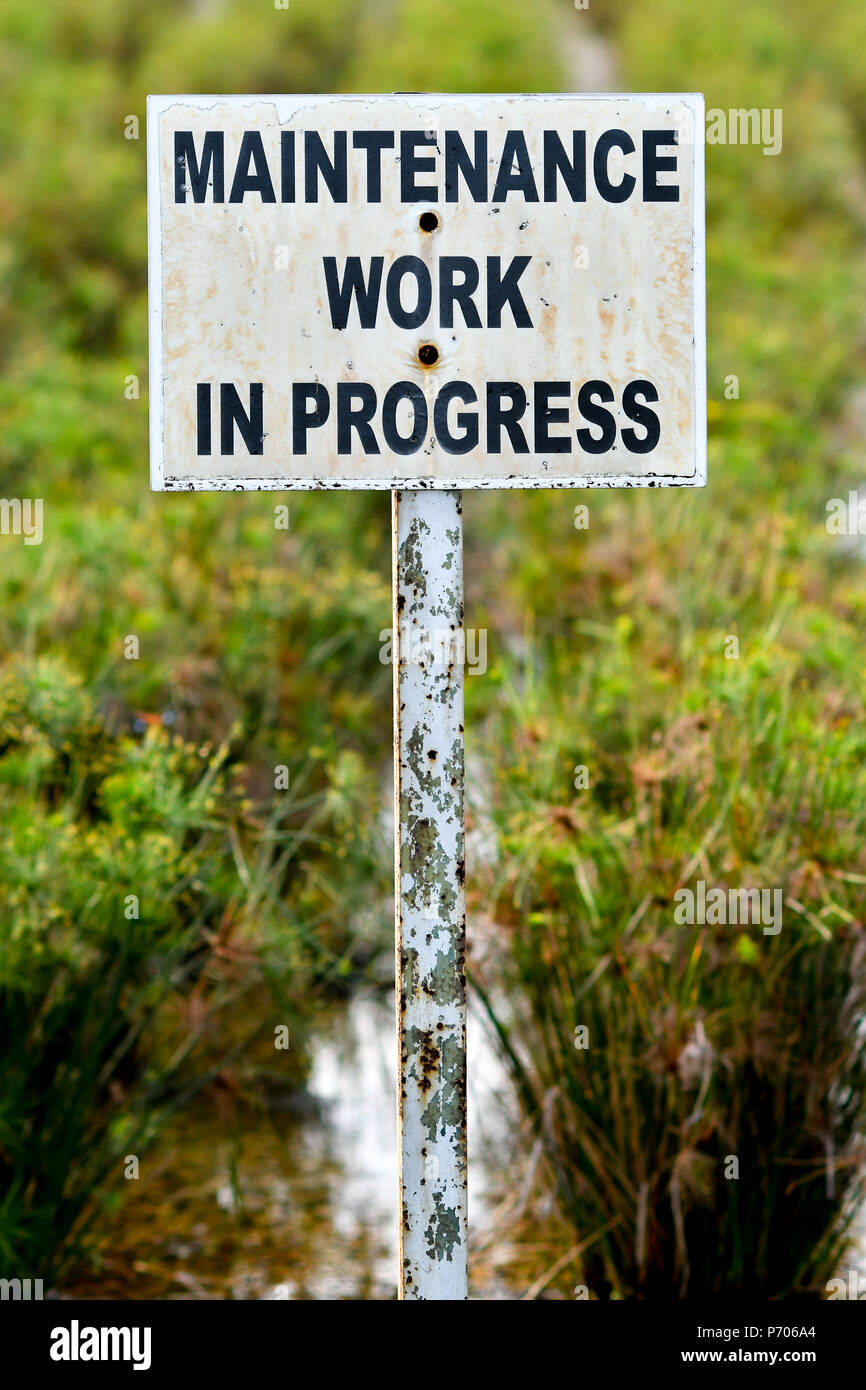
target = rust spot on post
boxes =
[394,488,467,1301]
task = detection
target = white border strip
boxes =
[692,93,707,489]
[146,94,164,493]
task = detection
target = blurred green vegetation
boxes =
[470,0,866,1297]
[1,0,865,1295]
[0,651,386,1278]
[0,0,565,1284]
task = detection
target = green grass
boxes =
[0,0,564,1280]
[0,655,387,1278]
[1,0,865,1294]
[468,0,866,1297]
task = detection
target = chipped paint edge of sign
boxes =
[146,92,706,493]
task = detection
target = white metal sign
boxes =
[147,93,705,490]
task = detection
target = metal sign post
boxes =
[393,489,467,1300]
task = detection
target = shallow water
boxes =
[62,989,530,1301]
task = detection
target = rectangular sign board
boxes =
[147,93,705,490]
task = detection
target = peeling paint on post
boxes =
[393,488,467,1301]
